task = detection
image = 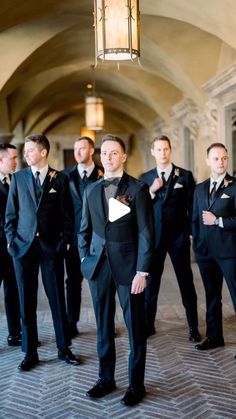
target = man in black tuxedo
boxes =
[192,142,236,351]
[78,134,153,406]
[140,135,200,341]
[63,136,103,338]
[5,134,80,371]
[0,143,21,346]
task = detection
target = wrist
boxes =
[214,217,219,225]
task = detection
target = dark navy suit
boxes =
[192,173,236,339]
[63,164,103,330]
[0,178,21,337]
[78,173,153,389]
[5,167,73,356]
[140,165,198,333]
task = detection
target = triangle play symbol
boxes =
[108,197,131,222]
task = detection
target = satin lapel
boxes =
[115,172,129,198]
[208,178,226,209]
[95,178,107,221]
[24,168,37,206]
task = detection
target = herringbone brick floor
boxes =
[1,257,236,418]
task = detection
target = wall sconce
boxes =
[94,0,140,62]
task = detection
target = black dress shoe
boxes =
[121,386,146,406]
[18,355,39,371]
[86,379,116,398]
[7,334,22,347]
[146,328,156,338]
[189,328,201,342]
[58,348,81,365]
[195,337,224,351]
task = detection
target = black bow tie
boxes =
[103,177,120,188]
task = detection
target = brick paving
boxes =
[0,257,236,418]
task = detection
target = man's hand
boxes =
[149,177,164,194]
[131,273,147,294]
[202,210,217,225]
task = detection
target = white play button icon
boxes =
[108,197,131,222]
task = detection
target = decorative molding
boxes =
[202,62,236,98]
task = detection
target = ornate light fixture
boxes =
[94,0,140,62]
[85,80,104,131]
[80,126,96,142]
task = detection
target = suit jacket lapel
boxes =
[69,166,81,199]
[24,168,38,206]
[115,172,129,198]
[162,166,176,202]
[0,180,7,196]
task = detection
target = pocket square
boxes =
[49,188,57,193]
[174,182,183,189]
[221,193,230,198]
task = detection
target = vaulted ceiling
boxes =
[0,0,236,136]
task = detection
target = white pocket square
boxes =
[221,193,230,198]
[174,182,183,189]
[49,188,57,193]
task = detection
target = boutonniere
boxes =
[98,169,104,179]
[116,194,133,206]
[173,168,180,178]
[48,170,57,182]
[222,179,233,188]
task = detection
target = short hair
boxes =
[101,134,126,153]
[74,136,95,148]
[207,142,228,156]
[151,135,172,149]
[25,134,50,156]
[0,143,16,155]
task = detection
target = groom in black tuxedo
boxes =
[140,135,200,341]
[5,134,80,370]
[192,142,236,351]
[78,134,153,406]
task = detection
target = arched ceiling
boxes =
[0,0,236,135]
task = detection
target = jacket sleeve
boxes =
[77,187,92,259]
[59,175,74,244]
[4,173,19,246]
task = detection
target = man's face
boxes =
[206,146,228,178]
[0,148,18,174]
[151,140,171,167]
[24,141,47,166]
[74,139,94,164]
[100,140,127,175]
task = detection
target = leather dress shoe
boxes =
[58,348,81,365]
[7,334,22,347]
[195,336,224,351]
[146,327,156,338]
[18,355,39,371]
[121,386,146,406]
[189,328,201,342]
[86,379,116,398]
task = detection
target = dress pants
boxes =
[0,245,21,336]
[197,256,236,339]
[13,238,71,356]
[65,244,83,328]
[145,237,198,331]
[88,256,146,389]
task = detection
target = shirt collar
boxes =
[77,162,95,179]
[0,172,9,183]
[210,173,226,189]
[157,163,173,180]
[31,165,49,183]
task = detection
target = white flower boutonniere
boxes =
[173,168,180,178]
[223,179,233,188]
[48,170,57,182]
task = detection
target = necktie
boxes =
[209,181,217,205]
[2,176,9,191]
[103,178,120,188]
[82,170,87,182]
[35,171,42,202]
[159,171,166,199]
